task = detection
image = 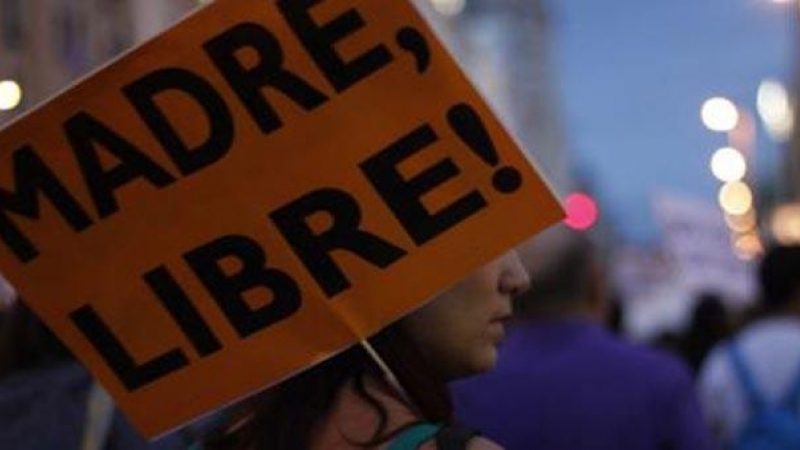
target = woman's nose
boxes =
[499,251,531,296]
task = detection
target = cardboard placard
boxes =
[0,0,562,437]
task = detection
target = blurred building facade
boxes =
[415,0,571,195]
[0,0,570,193]
[0,0,200,126]
[130,1,202,43]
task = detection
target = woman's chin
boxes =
[467,346,499,376]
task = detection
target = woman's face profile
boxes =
[400,251,530,381]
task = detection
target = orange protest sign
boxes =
[0,0,562,438]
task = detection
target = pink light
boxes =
[564,193,599,231]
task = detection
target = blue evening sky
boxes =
[551,0,797,243]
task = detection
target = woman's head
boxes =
[399,250,530,381]
[208,250,531,449]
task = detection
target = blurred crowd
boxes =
[1,229,799,450]
[451,228,800,450]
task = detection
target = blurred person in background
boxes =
[697,244,800,448]
[450,225,715,450]
[0,301,187,450]
[0,301,101,449]
[680,292,733,376]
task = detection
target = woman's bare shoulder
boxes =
[417,436,503,450]
[467,436,504,449]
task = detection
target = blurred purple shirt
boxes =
[451,318,717,450]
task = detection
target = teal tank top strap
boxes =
[387,423,441,450]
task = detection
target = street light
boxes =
[733,232,763,261]
[757,79,794,142]
[701,95,764,258]
[563,192,599,231]
[725,209,758,233]
[701,97,740,132]
[770,203,800,244]
[0,80,22,111]
[710,146,747,182]
[719,181,754,216]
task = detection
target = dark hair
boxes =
[207,321,453,450]
[759,244,800,307]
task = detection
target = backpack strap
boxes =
[80,383,115,450]
[388,423,441,450]
[728,341,767,411]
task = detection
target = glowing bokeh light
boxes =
[725,209,757,234]
[430,0,466,16]
[0,80,22,111]
[718,181,753,216]
[564,193,599,231]
[771,203,800,245]
[701,97,739,132]
[757,79,794,142]
[733,233,763,261]
[710,146,747,182]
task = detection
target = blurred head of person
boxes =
[682,292,731,372]
[689,292,729,337]
[513,224,608,323]
[759,244,800,314]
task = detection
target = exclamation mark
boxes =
[447,103,523,194]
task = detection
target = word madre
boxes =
[0,0,433,265]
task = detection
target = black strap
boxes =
[435,424,480,450]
